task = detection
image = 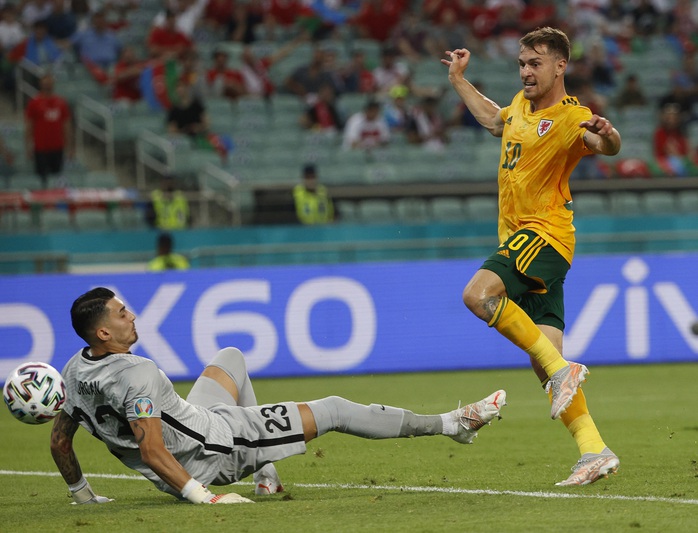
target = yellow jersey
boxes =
[498,90,593,264]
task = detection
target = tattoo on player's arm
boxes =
[50,412,83,483]
[482,296,501,322]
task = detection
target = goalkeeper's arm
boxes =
[129,417,253,504]
[50,411,113,504]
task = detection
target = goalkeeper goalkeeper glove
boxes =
[69,477,114,505]
[181,478,254,504]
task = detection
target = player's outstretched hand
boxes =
[69,477,114,504]
[181,478,254,504]
[441,48,471,79]
[579,114,615,136]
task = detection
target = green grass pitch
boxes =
[1,363,696,532]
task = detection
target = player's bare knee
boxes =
[462,288,500,323]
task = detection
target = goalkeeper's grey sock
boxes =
[306,396,443,439]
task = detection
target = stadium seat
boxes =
[83,171,120,189]
[336,200,358,223]
[642,191,676,215]
[113,205,148,230]
[394,197,430,223]
[609,191,643,216]
[572,193,609,216]
[41,207,73,232]
[676,190,698,213]
[431,197,466,222]
[73,208,113,232]
[356,199,394,224]
[463,196,498,220]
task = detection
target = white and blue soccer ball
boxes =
[3,362,66,424]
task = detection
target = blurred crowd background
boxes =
[0,0,697,240]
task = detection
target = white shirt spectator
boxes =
[342,105,391,150]
[0,15,25,50]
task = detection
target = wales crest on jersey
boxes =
[537,119,553,137]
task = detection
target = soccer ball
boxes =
[3,362,66,424]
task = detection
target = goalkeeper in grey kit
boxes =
[51,287,506,504]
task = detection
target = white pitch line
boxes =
[2,470,697,506]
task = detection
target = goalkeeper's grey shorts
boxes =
[208,401,307,486]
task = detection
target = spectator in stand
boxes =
[351,0,404,42]
[342,99,390,151]
[613,74,647,113]
[600,0,634,55]
[206,48,245,100]
[261,0,307,40]
[340,50,375,94]
[429,6,481,58]
[178,49,206,100]
[147,232,190,271]
[406,95,448,152]
[653,103,697,177]
[487,2,526,60]
[300,82,343,134]
[668,0,698,55]
[239,32,308,99]
[147,9,193,60]
[152,0,208,38]
[72,9,121,70]
[284,47,338,102]
[20,0,54,28]
[391,10,438,63]
[658,77,695,129]
[293,163,335,225]
[0,134,15,180]
[422,0,467,25]
[448,80,487,136]
[520,0,559,34]
[383,84,412,133]
[167,80,209,139]
[112,46,144,104]
[225,1,264,43]
[24,72,73,189]
[0,4,24,92]
[44,0,77,41]
[146,175,191,230]
[671,53,698,103]
[570,79,611,180]
[585,40,616,96]
[631,0,667,38]
[203,0,235,32]
[372,47,410,95]
[8,19,64,68]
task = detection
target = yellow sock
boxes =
[552,388,606,455]
[489,297,567,377]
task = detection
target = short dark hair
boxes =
[520,27,570,62]
[71,287,115,344]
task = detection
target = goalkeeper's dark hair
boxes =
[71,287,115,344]
[520,26,570,62]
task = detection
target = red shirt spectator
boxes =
[422,0,468,24]
[264,0,307,26]
[112,47,144,102]
[25,81,71,152]
[206,50,245,99]
[147,10,193,59]
[351,0,405,42]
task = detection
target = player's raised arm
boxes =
[441,48,504,137]
[580,114,622,156]
[50,411,113,504]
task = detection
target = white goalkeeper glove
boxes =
[181,478,254,504]
[69,477,114,505]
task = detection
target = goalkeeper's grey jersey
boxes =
[61,349,238,495]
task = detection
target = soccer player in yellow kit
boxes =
[442,27,621,486]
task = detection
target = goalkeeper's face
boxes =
[101,297,139,349]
